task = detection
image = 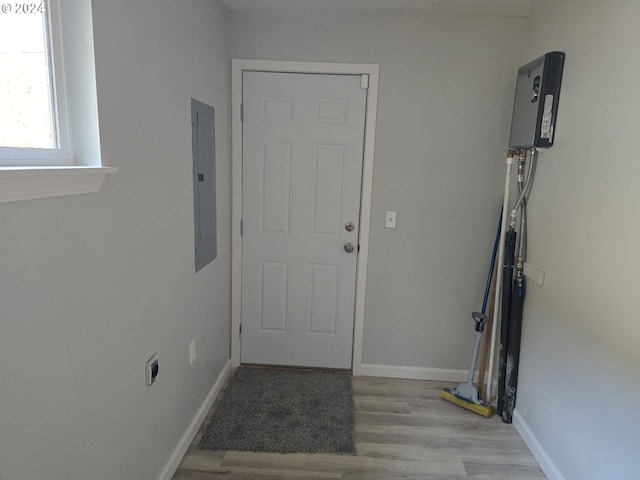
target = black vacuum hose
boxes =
[502,276,526,423]
[497,228,517,416]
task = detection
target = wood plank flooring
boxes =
[172,376,546,480]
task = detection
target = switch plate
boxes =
[189,339,196,365]
[385,211,397,229]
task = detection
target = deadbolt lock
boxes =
[345,222,355,232]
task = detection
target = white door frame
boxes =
[231,59,379,375]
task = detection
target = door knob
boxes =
[344,242,355,253]
[345,222,355,232]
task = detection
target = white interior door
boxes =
[241,71,368,369]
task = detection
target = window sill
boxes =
[0,166,117,204]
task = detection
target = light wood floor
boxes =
[172,375,547,480]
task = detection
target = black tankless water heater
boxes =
[509,51,565,149]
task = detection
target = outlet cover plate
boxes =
[145,354,159,387]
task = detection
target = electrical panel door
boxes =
[191,98,217,272]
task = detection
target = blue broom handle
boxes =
[481,209,503,314]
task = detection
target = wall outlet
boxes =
[145,354,159,387]
[189,339,196,365]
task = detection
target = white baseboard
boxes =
[157,359,232,480]
[513,409,567,480]
[358,363,472,382]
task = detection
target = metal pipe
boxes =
[466,327,484,386]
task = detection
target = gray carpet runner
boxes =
[198,367,355,454]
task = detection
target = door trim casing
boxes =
[231,59,379,374]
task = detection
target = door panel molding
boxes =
[231,60,379,374]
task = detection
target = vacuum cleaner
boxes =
[440,213,501,418]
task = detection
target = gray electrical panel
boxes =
[509,52,565,149]
[192,99,217,272]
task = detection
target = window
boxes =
[0,0,71,165]
[0,0,116,204]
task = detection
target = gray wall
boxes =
[229,11,525,370]
[515,0,640,478]
[3,2,631,479]
[0,1,231,479]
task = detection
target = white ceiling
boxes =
[221,0,544,17]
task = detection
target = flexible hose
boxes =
[517,151,528,262]
[519,201,527,261]
[510,150,538,226]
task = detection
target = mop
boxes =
[440,213,501,418]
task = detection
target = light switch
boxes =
[385,211,397,229]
